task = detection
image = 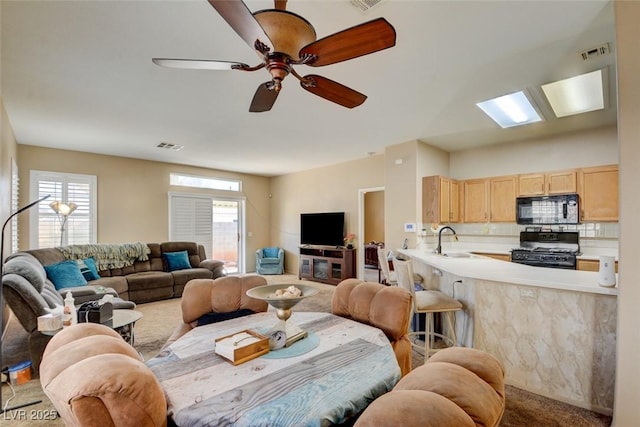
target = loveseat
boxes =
[21,241,225,304]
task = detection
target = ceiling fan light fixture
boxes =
[253,10,316,60]
[541,69,605,118]
[476,90,543,128]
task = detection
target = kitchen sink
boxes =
[441,252,476,258]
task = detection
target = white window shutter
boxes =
[30,171,96,248]
[170,194,213,258]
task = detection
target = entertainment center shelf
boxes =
[298,246,356,285]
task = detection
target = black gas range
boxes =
[511,230,580,270]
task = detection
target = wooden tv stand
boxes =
[298,246,356,285]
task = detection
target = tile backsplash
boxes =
[420,222,619,249]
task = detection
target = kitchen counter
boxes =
[398,247,617,414]
[399,248,618,295]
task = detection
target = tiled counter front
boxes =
[404,251,616,415]
[473,279,616,414]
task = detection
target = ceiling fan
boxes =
[152,0,396,112]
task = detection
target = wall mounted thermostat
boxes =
[404,223,416,232]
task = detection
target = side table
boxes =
[42,309,143,345]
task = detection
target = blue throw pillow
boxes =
[44,260,88,290]
[263,247,279,258]
[77,257,100,281]
[163,250,191,271]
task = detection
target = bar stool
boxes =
[377,247,397,285]
[392,257,463,362]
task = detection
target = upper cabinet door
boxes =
[547,170,577,194]
[579,165,619,222]
[518,170,577,196]
[422,176,460,224]
[463,179,489,223]
[490,175,517,222]
[518,174,546,196]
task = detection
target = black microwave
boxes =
[516,194,580,225]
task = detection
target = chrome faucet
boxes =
[436,226,458,254]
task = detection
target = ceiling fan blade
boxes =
[208,0,273,54]
[152,58,249,70]
[299,18,396,67]
[300,75,367,108]
[249,82,279,112]
[274,0,287,10]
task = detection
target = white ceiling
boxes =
[1,0,617,177]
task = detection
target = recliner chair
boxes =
[1,253,132,372]
[255,247,284,275]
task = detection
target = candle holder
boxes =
[246,284,318,347]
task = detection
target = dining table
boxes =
[147,311,401,427]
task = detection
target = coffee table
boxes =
[147,311,401,427]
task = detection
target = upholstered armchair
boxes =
[163,275,269,348]
[40,323,167,426]
[255,247,284,275]
[354,347,506,427]
[332,278,413,376]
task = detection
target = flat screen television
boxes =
[300,212,345,247]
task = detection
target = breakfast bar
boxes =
[398,248,617,415]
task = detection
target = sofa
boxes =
[354,346,506,427]
[21,241,225,304]
[40,323,167,426]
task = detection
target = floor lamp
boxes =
[49,201,77,247]
[1,194,50,413]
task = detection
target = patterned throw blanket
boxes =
[58,242,151,271]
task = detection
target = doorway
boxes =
[358,186,384,280]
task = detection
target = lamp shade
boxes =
[50,201,78,216]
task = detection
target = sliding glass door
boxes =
[169,193,245,274]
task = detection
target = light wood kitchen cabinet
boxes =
[490,175,517,222]
[473,252,511,262]
[518,170,577,196]
[422,176,460,224]
[578,165,619,222]
[577,259,618,273]
[462,179,489,223]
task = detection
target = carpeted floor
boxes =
[2,274,612,426]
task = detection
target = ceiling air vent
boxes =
[157,142,184,151]
[350,0,386,13]
[580,43,610,61]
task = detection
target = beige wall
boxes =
[270,154,384,274]
[16,145,271,270]
[450,125,618,179]
[613,0,640,424]
[1,99,18,261]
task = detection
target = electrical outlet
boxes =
[520,288,537,299]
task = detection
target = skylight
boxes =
[476,91,543,128]
[541,69,605,118]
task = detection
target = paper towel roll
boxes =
[598,255,616,287]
